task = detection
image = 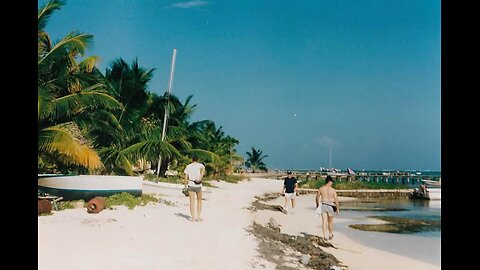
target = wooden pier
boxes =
[297,188,413,199]
[256,171,441,187]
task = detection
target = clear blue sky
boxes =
[42,0,441,171]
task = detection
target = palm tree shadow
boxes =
[174,212,191,220]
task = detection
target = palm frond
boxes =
[38,0,65,32]
[42,88,122,121]
[121,140,182,161]
[186,149,221,164]
[39,123,103,170]
[79,56,101,73]
[98,146,134,175]
[38,31,52,59]
[38,31,93,66]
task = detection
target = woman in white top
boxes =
[184,156,205,222]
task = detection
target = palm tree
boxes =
[97,58,159,175]
[38,0,121,173]
[245,147,268,173]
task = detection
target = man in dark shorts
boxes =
[283,170,298,214]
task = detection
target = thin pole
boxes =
[329,144,332,169]
[157,48,177,177]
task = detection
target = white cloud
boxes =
[170,1,210,9]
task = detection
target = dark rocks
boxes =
[267,217,281,232]
[349,215,441,233]
[251,222,342,269]
[250,193,287,214]
[38,199,52,215]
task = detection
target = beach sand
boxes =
[38,177,440,270]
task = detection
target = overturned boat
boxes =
[38,174,143,201]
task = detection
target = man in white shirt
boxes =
[184,155,206,222]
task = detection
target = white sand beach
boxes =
[38,177,440,270]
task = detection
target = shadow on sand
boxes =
[174,212,191,220]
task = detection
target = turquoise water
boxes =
[338,199,441,266]
[342,199,441,237]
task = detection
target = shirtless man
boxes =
[315,176,340,240]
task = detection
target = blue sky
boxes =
[41,0,441,171]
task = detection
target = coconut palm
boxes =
[245,147,268,173]
[97,58,157,175]
[100,59,192,175]
[186,121,240,175]
[38,0,122,173]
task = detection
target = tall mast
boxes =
[329,144,332,169]
[157,48,177,177]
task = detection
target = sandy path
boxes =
[38,178,280,270]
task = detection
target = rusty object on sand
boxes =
[38,199,52,215]
[86,197,107,214]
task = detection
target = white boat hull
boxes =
[422,179,441,187]
[38,175,143,201]
[427,188,441,200]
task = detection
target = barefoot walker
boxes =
[184,155,206,222]
[315,176,340,240]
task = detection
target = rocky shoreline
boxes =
[249,193,345,270]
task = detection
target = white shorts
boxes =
[284,192,296,199]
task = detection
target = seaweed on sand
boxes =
[349,216,441,233]
[250,222,344,270]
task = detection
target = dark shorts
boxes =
[188,186,202,193]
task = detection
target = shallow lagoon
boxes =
[337,198,441,266]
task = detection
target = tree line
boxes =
[38,0,267,176]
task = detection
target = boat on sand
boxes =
[38,174,143,201]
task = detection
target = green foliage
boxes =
[333,181,409,190]
[245,147,268,172]
[56,200,77,210]
[38,1,242,176]
[106,192,158,209]
[144,173,216,187]
[38,0,121,173]
[144,173,182,183]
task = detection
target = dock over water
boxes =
[248,171,441,187]
[297,188,413,199]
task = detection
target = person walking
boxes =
[283,170,298,214]
[315,175,340,240]
[184,155,206,222]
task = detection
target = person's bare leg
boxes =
[284,196,288,210]
[328,215,334,239]
[291,198,296,209]
[196,190,203,221]
[189,191,196,221]
[321,212,328,239]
